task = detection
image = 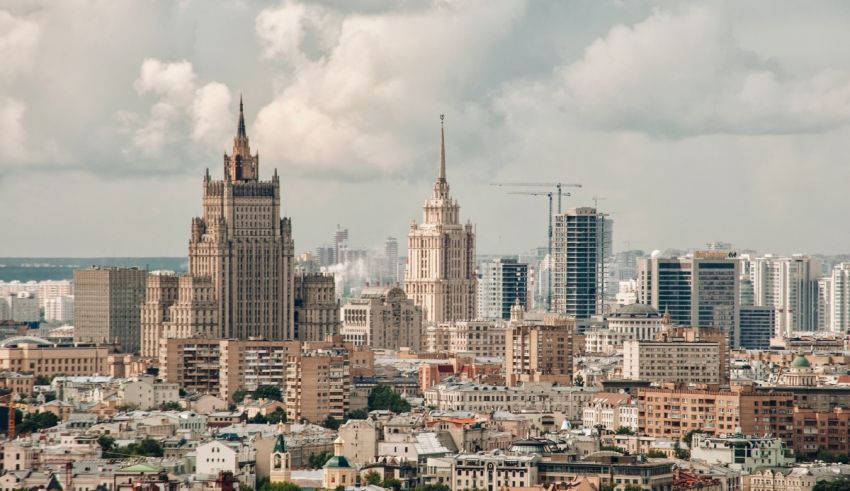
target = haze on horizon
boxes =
[3,1,850,258]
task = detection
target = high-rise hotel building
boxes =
[141,99,295,357]
[405,117,476,323]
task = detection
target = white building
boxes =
[423,320,507,357]
[120,376,180,410]
[581,392,638,433]
[44,295,74,322]
[615,279,637,306]
[831,263,850,333]
[8,292,39,323]
[476,257,528,320]
[750,254,821,335]
[451,452,539,491]
[691,434,794,474]
[196,440,256,488]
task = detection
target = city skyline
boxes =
[5,1,850,258]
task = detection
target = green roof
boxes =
[791,355,811,368]
[120,463,163,473]
[274,433,287,453]
[323,455,352,469]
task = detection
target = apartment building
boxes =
[793,406,850,458]
[341,286,423,351]
[285,341,351,423]
[423,320,507,357]
[623,326,728,385]
[581,392,638,433]
[505,313,575,387]
[74,267,148,353]
[637,384,794,443]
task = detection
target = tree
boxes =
[672,440,689,459]
[253,385,283,402]
[160,401,182,411]
[267,407,287,424]
[307,451,333,468]
[323,415,340,430]
[815,451,850,464]
[16,411,59,434]
[232,389,248,403]
[646,449,667,458]
[97,435,115,452]
[415,485,450,491]
[615,426,634,435]
[683,429,706,446]
[346,408,369,420]
[104,438,163,458]
[383,478,402,491]
[367,385,411,413]
[573,374,585,387]
[335,486,345,491]
[259,482,302,491]
[813,478,850,491]
[623,486,644,491]
[35,375,52,386]
[364,472,382,485]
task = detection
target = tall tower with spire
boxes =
[404,116,477,323]
[140,97,295,357]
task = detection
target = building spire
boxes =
[439,114,446,182]
[237,93,247,138]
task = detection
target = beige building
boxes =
[405,117,476,323]
[581,392,638,432]
[505,311,576,387]
[144,99,295,355]
[286,340,351,423]
[338,418,379,465]
[74,267,147,353]
[423,320,506,357]
[120,376,180,410]
[623,326,728,384]
[341,286,423,350]
[0,342,136,377]
[294,273,340,342]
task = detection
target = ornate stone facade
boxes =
[141,98,295,357]
[405,117,476,323]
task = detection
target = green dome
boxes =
[790,355,811,368]
[323,455,352,469]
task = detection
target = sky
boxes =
[3,0,850,257]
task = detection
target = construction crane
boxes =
[507,191,570,312]
[1,392,22,440]
[492,182,582,213]
[592,194,607,210]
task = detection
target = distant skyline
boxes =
[4,1,850,257]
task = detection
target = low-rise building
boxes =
[581,392,638,433]
[691,433,794,473]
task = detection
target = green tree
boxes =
[232,389,248,403]
[16,411,59,434]
[35,375,52,386]
[97,435,116,452]
[813,477,850,491]
[346,408,369,420]
[364,471,382,485]
[323,415,340,430]
[623,485,645,491]
[307,451,333,468]
[673,440,689,459]
[253,385,283,402]
[160,401,182,411]
[367,385,411,413]
[267,407,287,424]
[646,449,667,458]
[259,482,302,491]
[683,429,706,446]
[335,486,345,491]
[104,438,163,458]
[415,485,450,491]
[573,374,585,387]
[615,426,634,435]
[383,477,402,491]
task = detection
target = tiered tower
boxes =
[404,116,477,323]
[141,98,295,357]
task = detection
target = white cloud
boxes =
[0,10,40,77]
[0,97,30,163]
[134,58,197,102]
[556,5,850,136]
[255,1,341,65]
[253,0,525,177]
[192,82,234,148]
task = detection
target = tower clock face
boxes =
[487,463,494,470]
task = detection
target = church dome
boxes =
[790,355,811,369]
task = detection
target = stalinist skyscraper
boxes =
[141,98,295,357]
[404,116,477,323]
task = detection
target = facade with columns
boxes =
[141,98,295,357]
[405,117,477,323]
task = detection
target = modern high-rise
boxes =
[74,267,148,353]
[830,263,850,333]
[477,257,528,320]
[405,117,476,323]
[384,237,400,284]
[552,207,612,319]
[749,254,821,335]
[739,306,777,349]
[142,99,296,356]
[636,252,740,348]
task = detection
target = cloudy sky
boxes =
[3,0,850,257]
